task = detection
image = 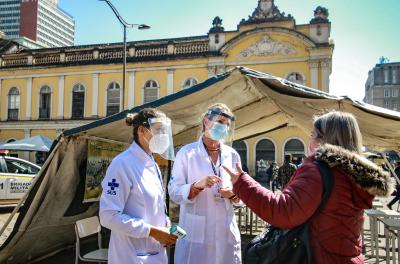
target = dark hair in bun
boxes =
[126,108,165,143]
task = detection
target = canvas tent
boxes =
[0,135,53,152]
[1,67,400,263]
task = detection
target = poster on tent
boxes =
[83,139,128,203]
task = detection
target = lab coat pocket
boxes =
[185,213,205,244]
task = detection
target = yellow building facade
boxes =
[0,1,333,175]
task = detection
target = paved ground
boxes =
[0,198,398,263]
[0,206,18,247]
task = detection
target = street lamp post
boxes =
[99,0,150,110]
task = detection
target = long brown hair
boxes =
[313,111,363,153]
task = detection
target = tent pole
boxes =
[166,159,172,214]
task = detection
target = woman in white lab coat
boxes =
[99,108,177,264]
[168,103,242,264]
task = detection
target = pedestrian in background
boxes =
[277,154,297,189]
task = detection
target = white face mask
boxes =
[149,134,170,154]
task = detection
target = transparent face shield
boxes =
[148,117,175,161]
[204,110,236,145]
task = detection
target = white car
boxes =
[0,156,40,204]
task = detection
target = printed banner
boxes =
[83,139,127,203]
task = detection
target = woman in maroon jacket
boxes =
[224,111,393,264]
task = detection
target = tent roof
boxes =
[64,66,400,150]
[0,135,53,152]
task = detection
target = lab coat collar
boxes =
[129,142,154,165]
[197,137,230,160]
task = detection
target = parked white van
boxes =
[0,155,40,204]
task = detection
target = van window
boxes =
[5,159,39,175]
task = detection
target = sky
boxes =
[58,0,400,101]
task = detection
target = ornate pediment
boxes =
[237,35,296,59]
[240,0,293,25]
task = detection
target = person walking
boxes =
[387,161,400,210]
[277,154,297,189]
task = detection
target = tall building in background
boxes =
[0,0,75,48]
[364,61,400,112]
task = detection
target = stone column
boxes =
[128,71,135,109]
[57,76,65,119]
[208,66,217,78]
[167,69,174,95]
[26,77,32,120]
[309,61,319,90]
[321,60,331,93]
[92,73,99,117]
[24,129,31,161]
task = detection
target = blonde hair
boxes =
[313,111,363,153]
[200,103,234,132]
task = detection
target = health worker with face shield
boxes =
[168,103,242,264]
[99,108,177,264]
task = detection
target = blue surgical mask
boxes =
[209,123,229,141]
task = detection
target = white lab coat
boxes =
[168,138,242,264]
[99,142,168,264]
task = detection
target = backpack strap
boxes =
[313,160,334,213]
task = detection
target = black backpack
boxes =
[243,161,334,264]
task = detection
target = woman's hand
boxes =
[219,188,240,203]
[219,188,235,199]
[149,226,177,247]
[222,163,244,185]
[194,175,221,189]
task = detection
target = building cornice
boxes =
[0,120,93,130]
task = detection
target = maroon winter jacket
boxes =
[233,144,393,264]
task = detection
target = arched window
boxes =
[287,72,304,85]
[72,84,85,119]
[106,82,121,116]
[183,78,198,89]
[8,87,20,121]
[233,140,247,168]
[39,86,51,119]
[143,80,159,104]
[255,139,275,177]
[284,139,305,166]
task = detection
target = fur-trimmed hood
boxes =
[313,144,394,197]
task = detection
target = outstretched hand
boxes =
[222,163,244,185]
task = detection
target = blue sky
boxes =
[59,0,400,101]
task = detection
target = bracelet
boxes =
[228,194,237,200]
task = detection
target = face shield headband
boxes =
[205,109,236,145]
